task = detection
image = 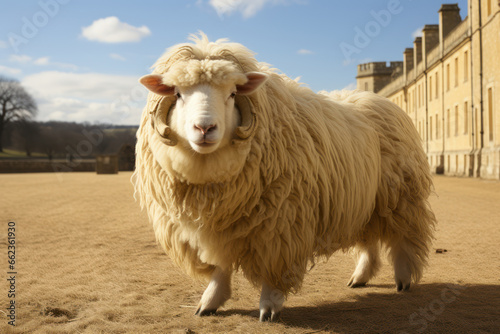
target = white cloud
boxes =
[81,16,151,43]
[342,82,357,91]
[110,53,126,61]
[9,54,32,63]
[33,57,79,70]
[0,65,22,75]
[412,26,423,39]
[22,71,145,124]
[297,49,313,55]
[34,57,50,65]
[53,97,85,108]
[0,40,8,49]
[8,55,78,70]
[209,0,305,18]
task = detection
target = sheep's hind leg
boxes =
[195,267,232,316]
[259,282,284,322]
[389,237,427,292]
[348,241,381,288]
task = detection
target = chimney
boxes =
[439,4,462,55]
[422,24,439,67]
[413,37,422,71]
[404,48,414,82]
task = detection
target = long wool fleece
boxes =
[133,34,436,295]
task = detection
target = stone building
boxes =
[356,1,500,179]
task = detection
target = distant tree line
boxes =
[0,75,137,160]
[2,120,137,160]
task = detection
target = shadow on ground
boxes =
[218,283,500,333]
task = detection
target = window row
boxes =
[415,87,494,143]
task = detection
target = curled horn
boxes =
[233,95,257,145]
[148,94,177,146]
[149,93,255,147]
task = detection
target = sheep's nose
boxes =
[194,123,217,135]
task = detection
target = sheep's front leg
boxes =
[259,282,284,322]
[195,267,232,316]
[348,241,381,288]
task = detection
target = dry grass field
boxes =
[0,172,499,333]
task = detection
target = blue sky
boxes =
[0,0,468,125]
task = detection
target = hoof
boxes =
[348,281,367,288]
[347,276,368,288]
[396,281,411,292]
[259,309,281,322]
[195,307,217,317]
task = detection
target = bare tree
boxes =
[0,76,37,152]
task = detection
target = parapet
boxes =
[356,62,401,78]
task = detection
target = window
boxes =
[464,51,468,82]
[418,85,421,108]
[476,108,480,147]
[488,87,494,141]
[436,114,439,139]
[429,78,433,101]
[408,91,411,112]
[435,72,439,98]
[455,105,459,136]
[430,117,433,140]
[446,63,450,91]
[414,88,416,112]
[447,109,451,137]
[364,82,368,91]
[422,83,425,106]
[464,101,469,134]
[454,57,459,87]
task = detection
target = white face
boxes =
[139,72,268,157]
[140,71,268,183]
[172,83,239,154]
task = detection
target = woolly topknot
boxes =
[161,59,248,87]
[152,31,260,87]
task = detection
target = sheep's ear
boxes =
[139,74,175,96]
[236,72,268,95]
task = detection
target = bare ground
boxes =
[0,172,499,333]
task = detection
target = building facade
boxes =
[356,1,500,179]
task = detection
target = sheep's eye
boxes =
[230,92,236,98]
[175,92,182,99]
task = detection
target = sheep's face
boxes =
[140,72,268,155]
[172,83,238,154]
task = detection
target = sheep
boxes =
[133,32,436,322]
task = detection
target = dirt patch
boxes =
[0,173,498,333]
[41,307,75,319]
